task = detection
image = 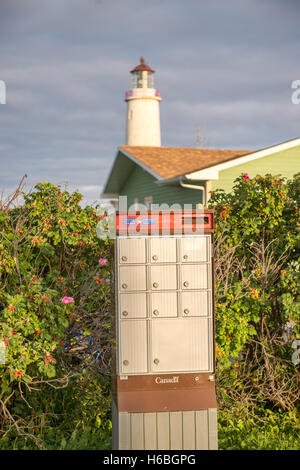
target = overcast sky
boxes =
[0,0,299,204]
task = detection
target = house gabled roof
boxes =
[119,146,251,180]
[101,137,300,198]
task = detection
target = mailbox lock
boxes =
[153,309,159,316]
[153,358,159,365]
[122,283,128,290]
[121,256,127,262]
[183,254,188,260]
[153,282,159,288]
[184,308,190,315]
[123,360,129,366]
[183,281,189,288]
[152,255,158,261]
[122,311,128,317]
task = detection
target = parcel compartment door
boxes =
[150,237,177,263]
[150,265,177,291]
[181,291,211,317]
[181,236,210,263]
[151,318,213,373]
[151,292,178,318]
[181,264,211,290]
[119,320,148,374]
[118,238,146,264]
[119,293,147,319]
[119,265,147,292]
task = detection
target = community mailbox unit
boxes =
[111,210,218,450]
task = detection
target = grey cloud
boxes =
[0,0,299,204]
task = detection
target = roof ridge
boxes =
[120,145,251,152]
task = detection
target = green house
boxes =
[102,138,300,209]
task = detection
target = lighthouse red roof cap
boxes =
[130,57,155,74]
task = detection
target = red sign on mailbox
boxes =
[116,210,214,235]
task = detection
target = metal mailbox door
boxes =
[151,318,212,373]
[119,293,147,319]
[181,264,210,290]
[119,265,147,291]
[151,292,178,318]
[181,236,210,263]
[150,237,177,263]
[120,320,148,374]
[150,265,177,291]
[118,238,146,264]
[181,291,211,317]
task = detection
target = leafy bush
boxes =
[218,405,300,450]
[209,173,300,411]
[0,181,112,447]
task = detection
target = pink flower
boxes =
[98,258,107,266]
[243,173,250,181]
[61,296,74,304]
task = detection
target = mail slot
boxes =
[112,210,217,450]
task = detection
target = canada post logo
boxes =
[123,217,155,226]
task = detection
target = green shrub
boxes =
[218,405,300,450]
[0,181,112,447]
[209,173,300,411]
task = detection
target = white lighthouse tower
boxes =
[125,58,162,146]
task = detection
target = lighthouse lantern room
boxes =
[125,57,162,147]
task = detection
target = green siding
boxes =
[120,164,204,208]
[212,145,300,193]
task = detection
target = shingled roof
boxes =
[119,145,252,180]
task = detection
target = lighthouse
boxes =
[125,58,162,146]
